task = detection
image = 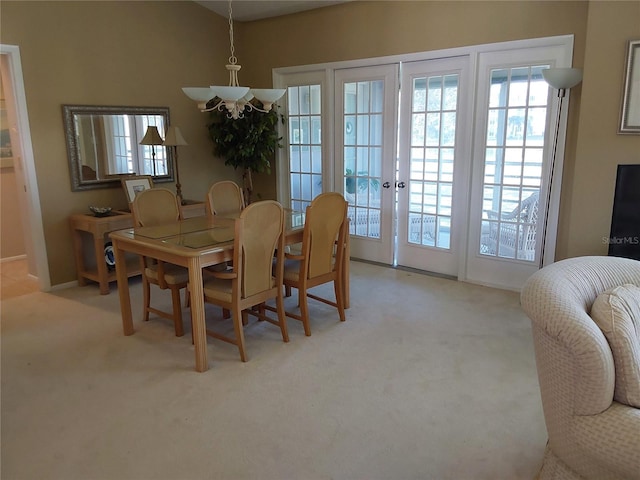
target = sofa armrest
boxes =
[569,402,640,479]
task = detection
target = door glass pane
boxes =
[344,80,384,239]
[407,73,459,249]
[109,115,132,173]
[479,65,548,262]
[287,83,322,211]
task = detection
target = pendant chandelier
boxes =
[182,0,285,119]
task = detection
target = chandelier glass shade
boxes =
[182,0,285,119]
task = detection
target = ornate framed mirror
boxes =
[63,105,174,191]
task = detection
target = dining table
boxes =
[109,211,349,372]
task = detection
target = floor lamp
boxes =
[163,126,188,205]
[140,126,164,177]
[539,67,583,269]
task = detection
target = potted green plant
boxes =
[345,168,380,195]
[208,106,285,205]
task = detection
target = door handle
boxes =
[382,181,391,189]
[396,181,406,189]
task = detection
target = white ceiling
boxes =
[196,0,350,22]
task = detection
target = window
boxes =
[103,114,166,176]
[479,65,548,261]
[287,84,323,211]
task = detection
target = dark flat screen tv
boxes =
[608,164,640,260]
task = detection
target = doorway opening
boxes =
[1,44,49,292]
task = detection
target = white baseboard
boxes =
[0,254,27,263]
[49,280,78,292]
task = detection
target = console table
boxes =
[70,202,205,294]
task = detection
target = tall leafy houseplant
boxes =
[208,106,285,205]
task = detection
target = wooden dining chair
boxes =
[205,180,245,298]
[202,200,288,362]
[206,180,245,217]
[283,192,348,336]
[131,187,190,337]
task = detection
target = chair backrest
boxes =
[518,192,539,253]
[131,187,181,227]
[302,192,348,279]
[235,200,284,298]
[207,181,245,217]
[519,191,539,224]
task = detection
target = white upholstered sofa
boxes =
[521,256,640,480]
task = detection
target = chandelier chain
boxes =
[227,0,237,66]
[182,0,284,119]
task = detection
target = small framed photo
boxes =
[619,39,640,134]
[121,175,154,204]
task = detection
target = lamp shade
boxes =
[140,126,163,145]
[163,126,188,146]
[542,68,583,90]
[182,87,216,103]
[251,88,286,104]
[210,85,250,102]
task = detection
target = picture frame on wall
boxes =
[619,39,640,134]
[121,175,154,204]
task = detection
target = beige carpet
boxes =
[1,261,546,480]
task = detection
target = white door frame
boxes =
[1,44,50,291]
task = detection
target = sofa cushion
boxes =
[591,284,640,407]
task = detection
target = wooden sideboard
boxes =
[70,202,206,294]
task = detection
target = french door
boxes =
[464,44,573,288]
[333,58,470,276]
[396,57,471,276]
[334,64,398,264]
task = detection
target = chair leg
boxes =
[190,306,194,345]
[276,290,289,342]
[170,286,184,337]
[299,287,311,336]
[285,285,292,297]
[334,277,346,322]
[143,277,151,322]
[232,305,248,362]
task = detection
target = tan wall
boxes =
[1,0,638,288]
[240,0,590,223]
[1,166,26,259]
[560,1,640,259]
[240,0,639,261]
[1,69,26,259]
[0,1,241,286]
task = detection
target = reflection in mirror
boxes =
[63,105,174,191]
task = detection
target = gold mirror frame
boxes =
[63,104,175,191]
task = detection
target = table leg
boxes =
[70,226,87,287]
[344,225,350,309]
[188,258,208,372]
[94,233,110,295]
[112,238,134,336]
